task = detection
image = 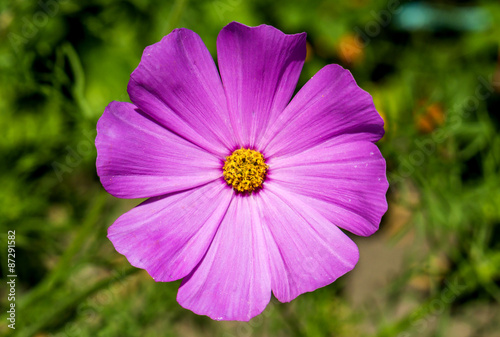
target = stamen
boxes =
[223,148,268,193]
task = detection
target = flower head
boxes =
[96,22,388,321]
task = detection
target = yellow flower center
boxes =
[223,148,268,193]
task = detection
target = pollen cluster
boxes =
[223,148,268,193]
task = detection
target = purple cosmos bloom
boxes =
[96,22,388,321]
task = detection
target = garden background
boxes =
[1,0,500,336]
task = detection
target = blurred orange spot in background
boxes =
[337,33,364,65]
[415,102,446,134]
[305,41,314,62]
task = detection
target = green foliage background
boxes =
[1,0,499,336]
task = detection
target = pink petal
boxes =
[177,195,271,321]
[96,101,222,199]
[268,137,388,236]
[217,22,306,148]
[108,181,232,282]
[128,28,235,157]
[262,64,384,157]
[256,184,359,303]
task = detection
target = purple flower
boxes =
[96,22,388,321]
